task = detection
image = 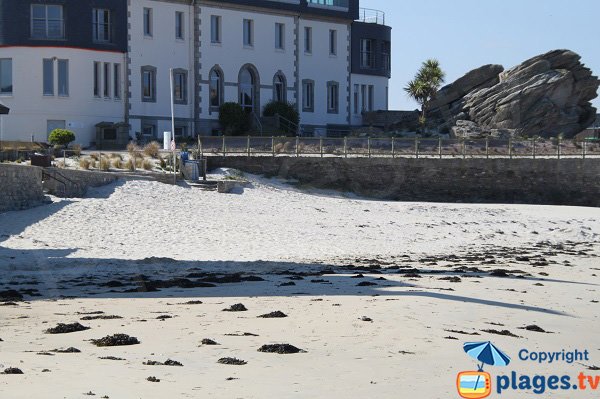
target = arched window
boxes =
[238,64,259,113]
[273,72,287,103]
[209,66,223,110]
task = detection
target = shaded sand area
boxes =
[1,173,599,398]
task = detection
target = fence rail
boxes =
[197,136,600,159]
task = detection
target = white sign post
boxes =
[163,131,171,151]
[169,68,176,184]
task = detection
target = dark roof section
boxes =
[213,0,360,20]
[0,0,127,53]
[0,102,8,114]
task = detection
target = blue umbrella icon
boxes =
[464,341,511,370]
[463,341,511,392]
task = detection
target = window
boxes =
[43,59,54,96]
[329,29,337,56]
[103,128,117,140]
[58,59,68,96]
[382,41,391,72]
[304,27,312,54]
[211,15,221,43]
[327,81,339,114]
[114,64,121,99]
[243,19,253,47]
[143,8,153,37]
[93,62,101,97]
[239,67,256,112]
[175,11,184,40]
[142,123,156,137]
[368,85,374,111]
[275,23,285,50]
[175,126,187,137]
[273,73,286,103]
[353,84,359,114]
[141,66,156,102]
[209,68,223,109]
[302,79,314,112]
[93,9,112,43]
[361,84,367,112]
[0,59,12,95]
[103,63,111,98]
[173,69,187,104]
[31,4,64,39]
[360,39,374,68]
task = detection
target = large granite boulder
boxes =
[429,50,599,138]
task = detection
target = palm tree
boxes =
[405,59,445,127]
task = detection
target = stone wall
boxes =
[0,164,44,212]
[42,168,119,197]
[207,157,600,207]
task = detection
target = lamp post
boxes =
[0,102,10,154]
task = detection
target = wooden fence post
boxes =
[296,136,300,157]
[367,137,371,158]
[583,140,587,159]
[320,137,323,158]
[532,137,536,159]
[391,137,395,159]
[439,136,442,159]
[462,139,466,159]
[508,138,512,159]
[415,137,419,159]
[344,137,347,158]
[272,137,275,157]
[485,137,489,159]
[222,136,226,157]
[557,137,561,159]
[247,135,251,157]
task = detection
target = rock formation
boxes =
[428,50,599,138]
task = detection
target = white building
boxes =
[0,0,392,146]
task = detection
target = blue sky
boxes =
[363,0,600,111]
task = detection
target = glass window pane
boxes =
[47,5,62,20]
[32,5,45,19]
[0,59,12,94]
[58,60,68,96]
[43,59,53,95]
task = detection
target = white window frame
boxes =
[275,23,285,50]
[143,8,153,37]
[31,4,64,39]
[304,26,312,54]
[211,15,221,44]
[175,11,184,40]
[93,8,112,43]
[243,19,254,47]
[329,29,337,56]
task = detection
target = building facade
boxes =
[0,0,391,145]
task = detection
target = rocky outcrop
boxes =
[429,50,599,138]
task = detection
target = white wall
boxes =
[298,17,350,127]
[128,0,195,138]
[0,47,125,145]
[350,73,389,126]
[199,6,296,128]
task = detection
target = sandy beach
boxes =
[1,172,599,398]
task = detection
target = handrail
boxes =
[357,8,385,25]
[252,112,263,136]
[275,113,299,135]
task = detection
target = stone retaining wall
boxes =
[43,168,119,197]
[0,164,44,212]
[207,157,600,207]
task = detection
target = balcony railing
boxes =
[307,0,350,10]
[356,8,385,25]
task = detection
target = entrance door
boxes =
[239,67,255,113]
[47,120,66,138]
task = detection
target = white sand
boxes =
[0,173,599,398]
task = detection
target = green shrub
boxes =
[48,129,76,147]
[219,102,251,136]
[263,101,299,135]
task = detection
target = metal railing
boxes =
[197,136,600,159]
[357,8,386,25]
